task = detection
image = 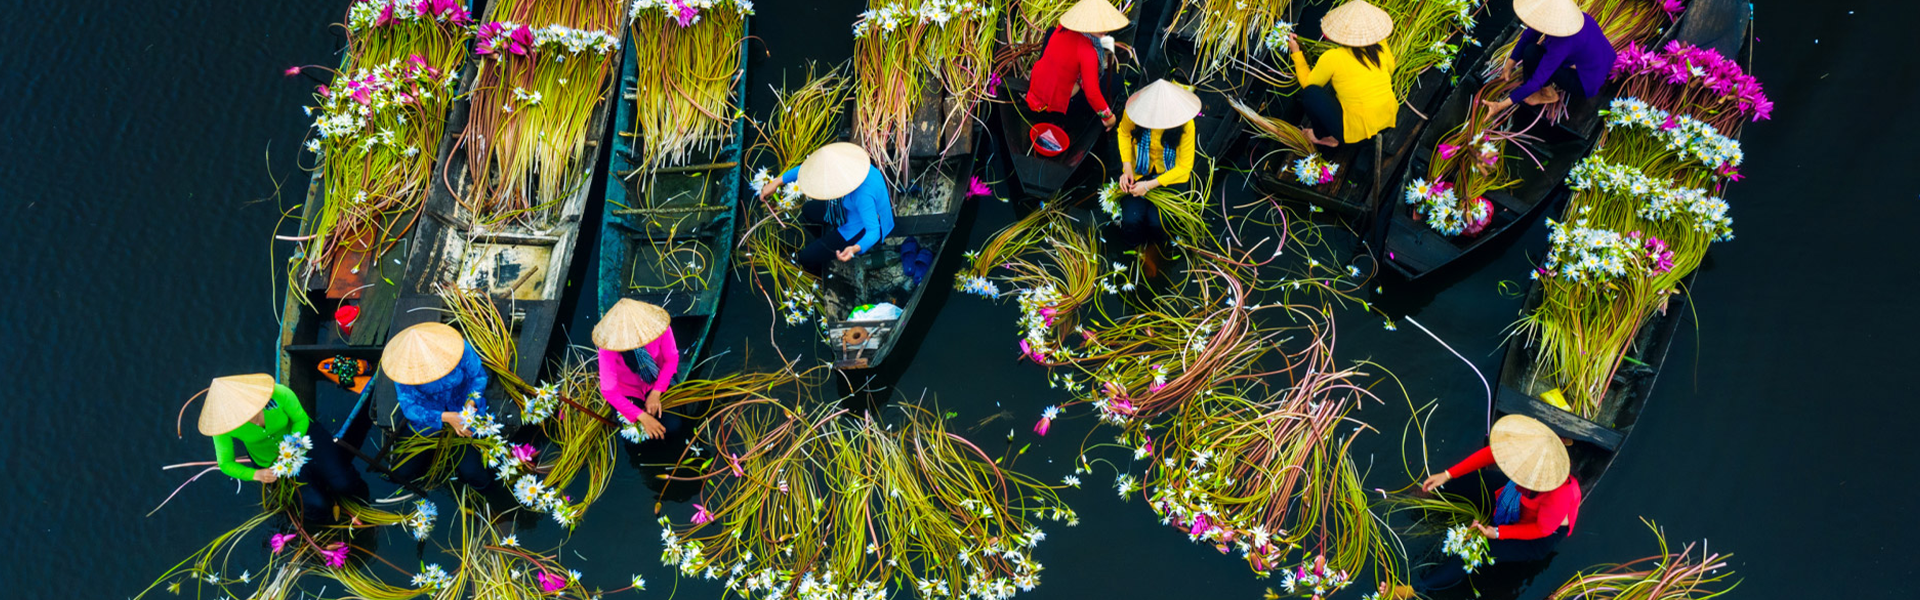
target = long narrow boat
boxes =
[373,15,627,431]
[991,3,1141,198]
[275,2,478,450]
[823,83,980,371]
[596,19,750,369]
[1382,1,1686,280]
[1493,0,1751,495]
[1246,4,1476,221]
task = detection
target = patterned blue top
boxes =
[781,164,894,253]
[394,342,491,433]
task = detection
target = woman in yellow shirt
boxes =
[1287,0,1398,147]
[1116,79,1201,248]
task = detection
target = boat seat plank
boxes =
[1497,385,1625,451]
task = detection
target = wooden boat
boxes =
[274,3,481,454]
[369,27,626,431]
[1492,0,1751,495]
[596,19,750,369]
[1378,24,1590,280]
[1244,7,1476,221]
[822,84,980,371]
[991,4,1141,198]
[1140,3,1246,165]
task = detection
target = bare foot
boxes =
[1523,85,1562,106]
[1314,135,1341,148]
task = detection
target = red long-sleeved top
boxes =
[1025,26,1110,115]
[1445,447,1581,540]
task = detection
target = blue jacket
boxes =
[1510,13,1616,103]
[781,164,894,253]
[395,343,490,433]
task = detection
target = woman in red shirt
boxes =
[1024,0,1129,129]
[1408,415,1581,593]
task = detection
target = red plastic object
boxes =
[334,305,360,338]
[1029,123,1069,157]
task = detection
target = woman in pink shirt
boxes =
[592,299,680,442]
[1397,415,1581,595]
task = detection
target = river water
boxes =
[4,1,1915,598]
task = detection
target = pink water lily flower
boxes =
[1140,436,1154,455]
[987,72,1003,97]
[538,571,567,593]
[284,66,303,77]
[510,25,534,56]
[691,504,713,524]
[269,533,296,554]
[375,2,396,27]
[1033,415,1052,436]
[512,443,539,464]
[316,84,331,97]
[320,543,350,568]
[672,0,700,27]
[1662,0,1686,19]
[967,176,992,197]
[726,453,746,478]
[1438,143,1461,160]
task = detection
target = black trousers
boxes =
[295,420,370,518]
[1299,85,1346,143]
[1515,42,1590,102]
[796,200,865,273]
[1116,195,1166,247]
[387,422,496,491]
[1413,469,1567,592]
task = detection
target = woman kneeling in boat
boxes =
[1115,79,1201,250]
[199,374,368,520]
[1483,0,1617,113]
[1025,0,1130,130]
[756,142,894,274]
[1389,415,1581,596]
[1285,0,1397,147]
[383,322,496,490]
[594,299,678,443]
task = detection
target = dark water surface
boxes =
[5,1,1917,598]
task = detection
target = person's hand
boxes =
[836,245,859,262]
[1099,110,1118,130]
[253,469,279,484]
[645,389,664,416]
[1119,171,1135,190]
[638,413,667,440]
[1471,520,1499,539]
[1286,33,1301,55]
[1501,58,1518,80]
[758,179,781,200]
[1481,97,1514,114]
[442,411,473,437]
[1129,179,1160,196]
[1420,471,1452,492]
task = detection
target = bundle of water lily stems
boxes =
[1402,78,1523,237]
[741,66,849,326]
[1127,305,1402,585]
[662,400,1072,600]
[627,0,752,168]
[1174,0,1300,81]
[954,206,1120,358]
[1368,0,1482,99]
[1545,520,1737,600]
[1513,43,1765,416]
[853,0,1001,181]
[294,1,472,285]
[458,0,626,224]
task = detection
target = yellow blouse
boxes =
[1116,116,1198,185]
[1292,46,1398,143]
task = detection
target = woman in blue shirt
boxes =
[1484,0,1617,112]
[756,143,894,273]
[381,321,495,490]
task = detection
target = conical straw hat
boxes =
[1489,414,1571,491]
[1321,0,1395,47]
[199,373,276,436]
[1515,0,1585,37]
[594,299,672,351]
[797,142,873,200]
[1124,79,1203,130]
[1059,0,1130,33]
[382,322,467,385]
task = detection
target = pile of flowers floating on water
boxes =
[521,382,562,424]
[404,499,438,540]
[1280,556,1353,597]
[1441,524,1494,573]
[269,434,312,478]
[1291,154,1339,185]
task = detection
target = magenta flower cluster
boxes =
[1613,41,1773,122]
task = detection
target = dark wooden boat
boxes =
[596,19,750,369]
[991,4,1141,198]
[822,85,980,371]
[1378,24,1589,280]
[368,25,627,431]
[1142,2,1247,165]
[274,2,482,456]
[1493,0,1751,495]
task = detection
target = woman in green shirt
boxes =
[201,374,368,519]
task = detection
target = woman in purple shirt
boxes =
[1484,0,1617,112]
